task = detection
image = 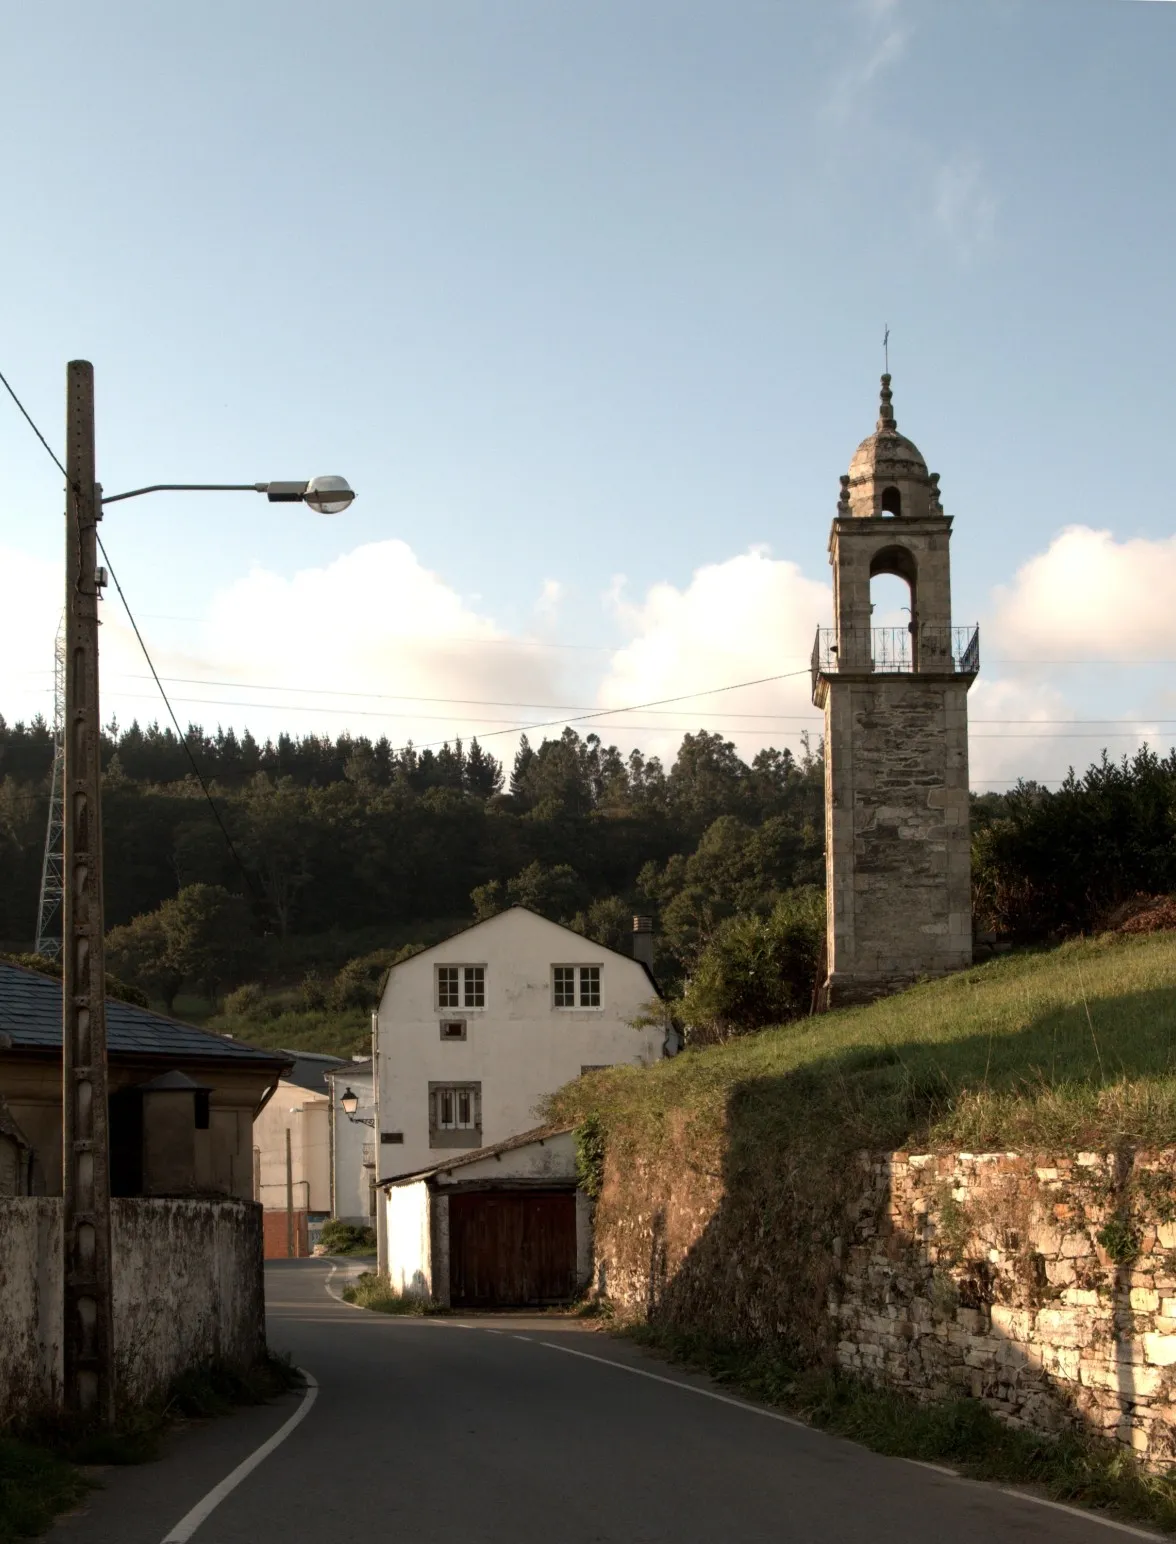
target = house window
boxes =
[440,1019,467,1041]
[553,965,602,1009]
[428,1082,482,1149]
[437,965,485,1010]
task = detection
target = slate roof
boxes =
[0,962,291,1069]
[280,1051,350,1093]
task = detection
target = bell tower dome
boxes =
[813,376,979,1008]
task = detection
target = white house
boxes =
[325,1058,375,1226]
[373,907,670,1276]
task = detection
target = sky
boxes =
[2,0,1175,790]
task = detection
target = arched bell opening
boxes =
[880,485,903,518]
[869,545,917,670]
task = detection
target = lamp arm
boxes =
[101,483,270,505]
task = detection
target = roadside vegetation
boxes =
[318,1220,376,1256]
[0,1357,301,1544]
[629,1325,1176,1534]
[342,1271,439,1315]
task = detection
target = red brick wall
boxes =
[263,1209,309,1259]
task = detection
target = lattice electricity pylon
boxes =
[34,619,66,959]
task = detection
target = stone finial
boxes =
[838,474,851,515]
[877,373,897,432]
[929,471,943,513]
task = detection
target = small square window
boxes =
[437,965,460,1009]
[579,966,601,1008]
[440,1019,467,1041]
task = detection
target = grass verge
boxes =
[627,1324,1176,1534]
[549,931,1176,1168]
[342,1271,442,1315]
[0,1439,91,1544]
[0,1355,302,1542]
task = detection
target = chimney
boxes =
[632,915,655,971]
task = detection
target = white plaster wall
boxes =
[254,1085,331,1213]
[385,1180,433,1298]
[430,1130,578,1186]
[0,1197,264,1424]
[377,909,664,1177]
[328,1066,374,1223]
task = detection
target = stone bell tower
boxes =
[812,375,978,1008]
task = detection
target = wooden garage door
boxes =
[448,1190,577,1308]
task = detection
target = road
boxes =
[51,1260,1154,1544]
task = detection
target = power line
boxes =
[0,365,67,478]
[95,536,261,903]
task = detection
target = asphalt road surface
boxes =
[51,1259,1157,1544]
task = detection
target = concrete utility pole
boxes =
[61,360,115,1423]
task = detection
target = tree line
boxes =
[3,710,1173,1042]
[0,715,825,988]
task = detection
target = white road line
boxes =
[315,1278,1164,1539]
[996,1488,1163,1541]
[158,1370,318,1543]
[537,1341,1162,1539]
[324,1262,365,1309]
[537,1341,808,1429]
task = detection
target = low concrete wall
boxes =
[0,1197,265,1425]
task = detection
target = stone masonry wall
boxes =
[822,675,972,1006]
[591,1140,1176,1465]
[835,1150,1176,1464]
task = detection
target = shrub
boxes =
[342,1271,435,1314]
[318,1219,376,1255]
[679,887,823,1041]
[222,981,265,1017]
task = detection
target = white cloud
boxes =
[822,0,909,125]
[933,154,998,262]
[992,526,1176,660]
[594,549,829,761]
[4,540,570,756]
[534,578,564,629]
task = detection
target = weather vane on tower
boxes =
[883,323,890,375]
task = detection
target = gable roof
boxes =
[379,1122,575,1189]
[0,962,291,1071]
[382,906,662,995]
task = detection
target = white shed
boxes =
[381,1125,592,1309]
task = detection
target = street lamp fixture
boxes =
[100,476,356,512]
[339,1087,375,1127]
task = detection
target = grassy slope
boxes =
[550,931,1176,1161]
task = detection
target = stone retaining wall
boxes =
[835,1150,1176,1463]
[591,1140,1176,1464]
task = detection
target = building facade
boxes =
[812,376,978,1007]
[373,907,667,1268]
[0,961,289,1199]
[325,1058,376,1226]
[252,1050,348,1256]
